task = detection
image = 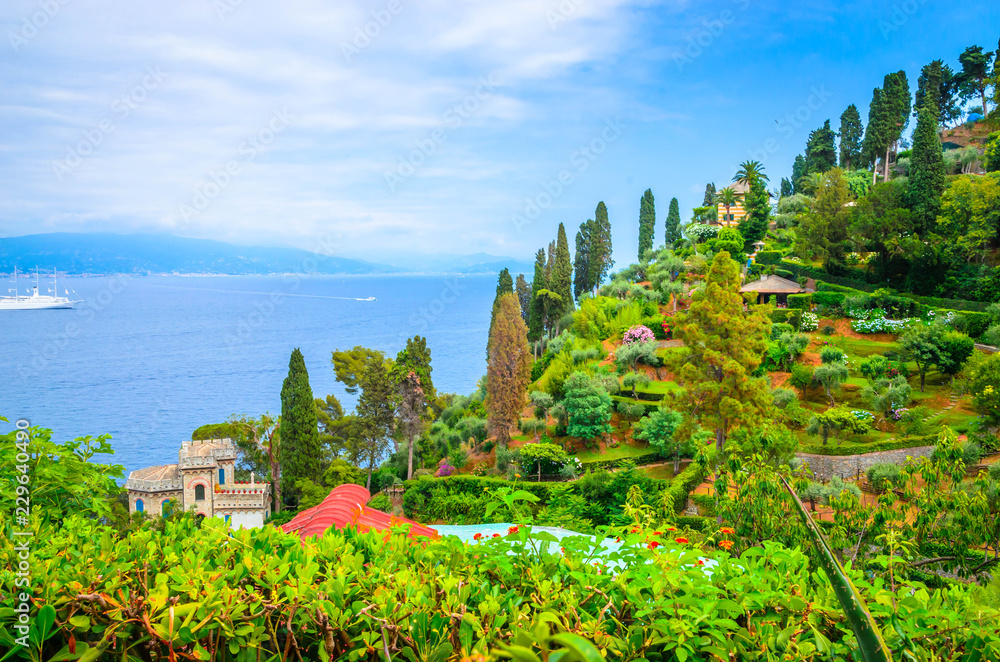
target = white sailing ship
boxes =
[0,267,81,310]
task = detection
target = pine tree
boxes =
[957,45,994,114]
[791,155,807,194]
[908,100,946,235]
[804,119,837,174]
[638,189,655,260]
[515,273,531,323]
[551,223,574,320]
[485,293,532,449]
[916,60,960,126]
[279,348,321,506]
[486,268,514,359]
[838,104,863,170]
[668,253,771,455]
[527,249,546,344]
[664,197,682,246]
[588,201,613,290]
[702,183,716,206]
[355,352,397,489]
[573,220,593,300]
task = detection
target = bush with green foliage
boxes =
[367,493,392,511]
[866,463,904,492]
[787,293,813,310]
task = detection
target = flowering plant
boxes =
[889,407,908,421]
[800,311,819,332]
[623,324,655,345]
[850,410,875,422]
[434,463,455,477]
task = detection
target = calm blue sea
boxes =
[0,274,494,477]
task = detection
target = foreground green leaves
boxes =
[2,513,999,661]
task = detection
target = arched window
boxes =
[135,499,144,513]
[218,468,225,485]
[194,484,206,501]
[161,499,173,516]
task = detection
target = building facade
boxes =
[125,438,272,529]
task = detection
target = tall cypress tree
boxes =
[638,189,655,260]
[908,100,945,235]
[544,241,555,286]
[915,60,958,125]
[664,197,682,246]
[279,348,321,506]
[862,87,890,179]
[589,201,613,290]
[804,119,837,174]
[487,268,514,359]
[551,222,574,319]
[515,273,531,323]
[838,104,863,170]
[527,249,546,343]
[779,178,793,198]
[738,177,770,248]
[791,155,807,194]
[573,220,593,300]
[702,183,716,206]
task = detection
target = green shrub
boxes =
[866,463,903,492]
[367,493,392,511]
[787,293,813,310]
[982,325,1000,347]
[755,250,783,265]
[820,324,837,335]
[663,461,706,513]
[813,291,846,308]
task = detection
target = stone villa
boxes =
[125,438,272,529]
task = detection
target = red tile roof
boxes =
[280,483,439,541]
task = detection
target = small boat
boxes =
[0,267,82,310]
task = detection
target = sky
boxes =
[1,0,998,268]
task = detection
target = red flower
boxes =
[666,526,677,531]
[653,531,662,536]
[630,527,639,533]
[614,537,621,543]
[507,526,519,536]
[473,533,482,541]
[675,537,689,544]
[720,527,735,535]
[492,533,501,538]
[718,539,734,551]
[696,560,705,566]
[648,541,660,550]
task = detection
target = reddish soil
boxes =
[799,350,822,367]
[770,372,791,389]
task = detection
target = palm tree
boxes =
[732,160,768,185]
[715,187,738,225]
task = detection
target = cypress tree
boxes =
[544,240,555,286]
[486,268,514,359]
[838,104,863,170]
[908,101,945,234]
[279,348,321,507]
[791,155,807,194]
[589,201,613,290]
[515,273,531,323]
[779,178,793,198]
[738,177,770,248]
[702,183,716,206]
[573,220,593,300]
[664,197,682,246]
[638,189,655,261]
[551,223,574,319]
[862,87,890,179]
[804,119,837,174]
[527,249,546,343]
[915,60,956,125]
[485,294,532,449]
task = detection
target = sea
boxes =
[0,274,495,478]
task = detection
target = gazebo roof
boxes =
[739,274,804,294]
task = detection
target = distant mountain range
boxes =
[0,233,532,276]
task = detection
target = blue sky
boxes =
[1,0,997,268]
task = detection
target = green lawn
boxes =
[634,380,680,395]
[827,336,898,358]
[642,464,677,481]
[574,443,652,463]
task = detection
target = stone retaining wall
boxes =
[795,445,935,481]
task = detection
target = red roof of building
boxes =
[280,483,439,541]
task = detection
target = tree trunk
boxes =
[825,385,835,407]
[822,427,829,446]
[406,432,415,480]
[884,146,891,182]
[920,371,926,392]
[673,454,680,474]
[537,461,542,482]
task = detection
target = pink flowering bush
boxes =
[623,324,655,345]
[435,463,456,477]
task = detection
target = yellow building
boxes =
[715,180,750,226]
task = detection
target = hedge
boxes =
[403,475,559,523]
[675,515,712,531]
[798,434,937,456]
[642,315,670,340]
[779,261,876,291]
[787,293,813,310]
[812,291,846,307]
[754,250,783,265]
[663,461,707,513]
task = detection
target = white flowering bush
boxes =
[800,311,819,332]
[850,309,917,334]
[850,410,875,423]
